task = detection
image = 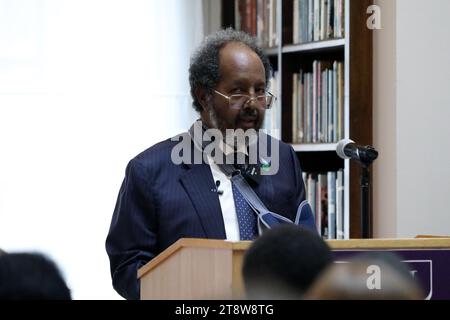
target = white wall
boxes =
[373,0,397,238]
[374,0,450,237]
[396,0,450,237]
[0,0,202,299]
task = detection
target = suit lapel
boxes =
[179,159,226,239]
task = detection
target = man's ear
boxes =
[195,88,210,112]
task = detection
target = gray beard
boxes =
[207,102,258,151]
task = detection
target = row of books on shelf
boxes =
[262,71,281,139]
[293,0,345,44]
[292,60,344,144]
[235,0,279,48]
[303,170,345,240]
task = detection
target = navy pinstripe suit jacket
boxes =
[105,133,306,300]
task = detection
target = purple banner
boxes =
[333,249,450,300]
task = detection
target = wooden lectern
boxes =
[138,238,252,300]
[138,237,450,300]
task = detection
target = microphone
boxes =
[214,180,224,195]
[336,139,378,165]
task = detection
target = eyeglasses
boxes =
[214,90,276,110]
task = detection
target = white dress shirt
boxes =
[206,139,250,241]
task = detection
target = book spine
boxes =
[308,0,313,42]
[314,0,320,42]
[321,69,327,143]
[235,0,242,30]
[312,60,318,143]
[293,0,299,43]
[292,73,299,143]
[336,169,344,239]
[298,70,304,142]
[333,61,338,142]
[327,69,333,142]
[327,171,336,239]
[320,0,326,41]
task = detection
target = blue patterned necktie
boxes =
[232,182,258,240]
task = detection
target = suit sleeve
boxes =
[105,158,157,300]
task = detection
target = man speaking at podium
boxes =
[106,28,314,300]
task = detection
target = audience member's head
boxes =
[242,224,333,299]
[306,252,425,300]
[0,248,5,256]
[0,252,71,300]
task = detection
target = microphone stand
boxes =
[357,147,378,239]
[360,164,370,239]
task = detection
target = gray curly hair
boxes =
[189,28,273,112]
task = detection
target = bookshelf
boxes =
[222,0,373,239]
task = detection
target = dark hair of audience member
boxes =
[0,252,71,300]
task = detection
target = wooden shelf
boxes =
[263,47,279,56]
[282,39,345,54]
